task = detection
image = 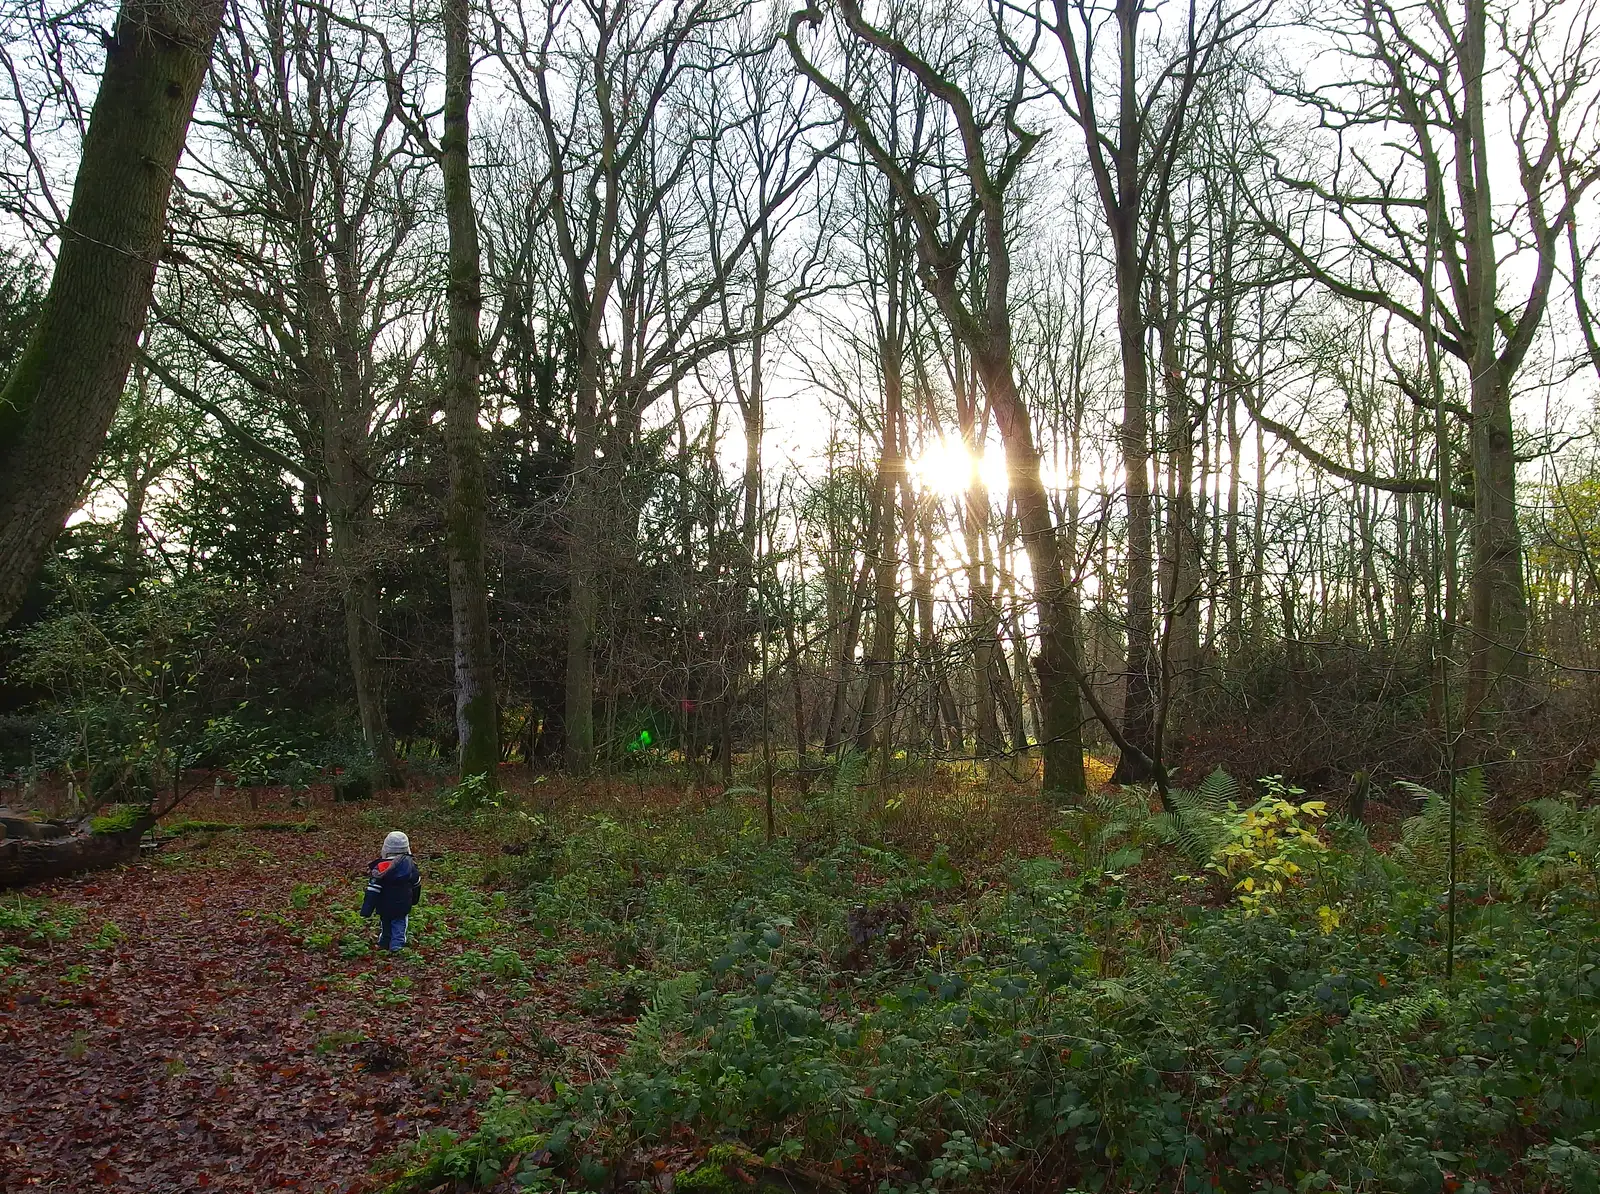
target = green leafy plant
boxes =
[1052,785,1154,875]
[1153,766,1241,863]
[1205,777,1330,916]
[383,1092,556,1193]
[0,895,83,975]
[384,777,1600,1194]
[1520,792,1600,896]
[445,771,500,813]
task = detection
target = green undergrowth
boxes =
[275,855,544,989]
[0,893,84,977]
[163,818,321,835]
[383,777,1600,1194]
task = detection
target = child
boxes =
[360,830,422,952]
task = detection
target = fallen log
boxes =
[0,811,156,889]
[0,812,73,841]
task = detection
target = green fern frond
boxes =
[632,971,702,1063]
[832,748,867,803]
[1191,768,1242,811]
[1054,786,1155,874]
[1151,769,1239,864]
[1350,988,1451,1034]
[1519,794,1600,894]
[1392,769,1514,889]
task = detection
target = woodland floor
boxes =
[0,791,623,1193]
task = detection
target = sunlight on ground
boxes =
[1085,754,1115,788]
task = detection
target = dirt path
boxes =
[0,808,616,1193]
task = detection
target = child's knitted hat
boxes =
[381,830,411,857]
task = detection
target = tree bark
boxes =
[963,470,1004,756]
[1459,0,1529,720]
[857,277,904,757]
[984,360,1088,800]
[563,360,602,773]
[825,490,880,756]
[1157,239,1200,745]
[1109,198,1157,781]
[301,230,397,782]
[441,0,500,782]
[326,474,397,781]
[0,0,225,624]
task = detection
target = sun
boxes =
[909,437,1008,497]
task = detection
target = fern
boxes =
[632,971,702,1065]
[1053,769,1243,873]
[1054,786,1153,875]
[1392,769,1515,890]
[831,748,867,804]
[1520,795,1600,895]
[1349,988,1452,1034]
[1152,768,1240,865]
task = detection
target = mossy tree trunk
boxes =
[441,0,499,783]
[0,0,225,624]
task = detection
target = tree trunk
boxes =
[1250,415,1268,652]
[1158,244,1200,747]
[858,386,902,757]
[1225,380,1244,660]
[118,452,151,596]
[954,356,1003,759]
[994,515,1031,753]
[904,471,957,752]
[1454,0,1529,726]
[1111,252,1157,781]
[983,359,1087,801]
[301,482,327,566]
[310,283,396,779]
[928,528,963,748]
[1467,372,1528,715]
[0,0,224,624]
[965,490,1004,758]
[785,561,810,771]
[825,486,880,757]
[441,0,499,782]
[564,371,601,774]
[328,497,397,781]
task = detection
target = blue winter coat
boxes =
[360,854,422,920]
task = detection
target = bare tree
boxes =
[1249,0,1600,730]
[156,0,433,778]
[788,0,1091,798]
[379,0,499,780]
[998,0,1266,780]
[490,0,832,771]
